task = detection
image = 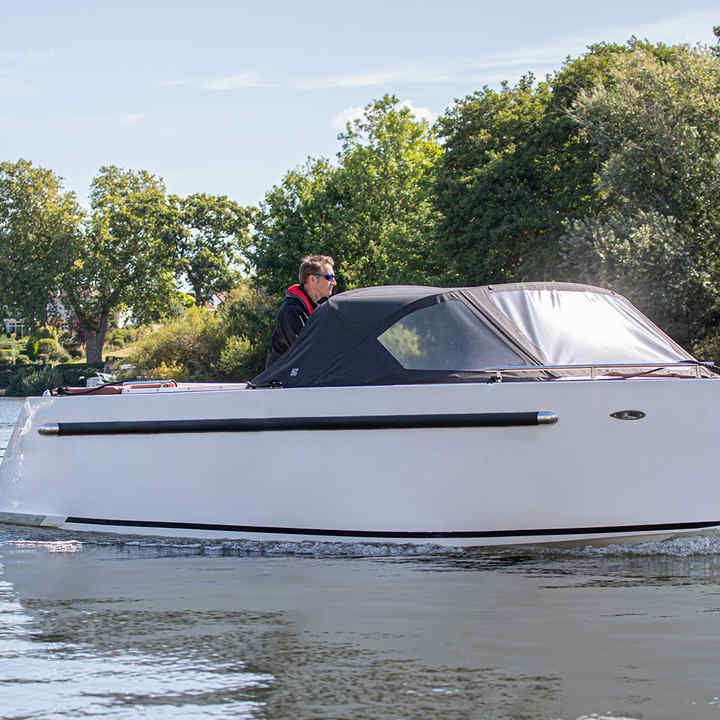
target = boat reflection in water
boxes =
[1,282,718,547]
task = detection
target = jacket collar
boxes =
[285,284,316,315]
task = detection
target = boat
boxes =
[1,282,718,548]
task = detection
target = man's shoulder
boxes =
[280,294,308,312]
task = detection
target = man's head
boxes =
[299,254,336,303]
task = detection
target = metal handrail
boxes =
[478,361,715,380]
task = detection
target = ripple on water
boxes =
[4,524,720,560]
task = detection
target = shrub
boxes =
[218,285,278,379]
[105,327,137,350]
[36,337,60,356]
[5,365,63,396]
[25,338,39,360]
[0,349,14,369]
[129,306,224,381]
[145,362,184,380]
[35,326,58,340]
[218,335,257,381]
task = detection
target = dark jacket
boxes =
[265,284,318,368]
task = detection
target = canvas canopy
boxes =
[251,282,698,388]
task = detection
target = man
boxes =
[265,255,336,368]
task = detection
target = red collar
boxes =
[286,284,314,315]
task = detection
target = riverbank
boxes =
[0,362,104,397]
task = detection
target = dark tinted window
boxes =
[378,300,525,370]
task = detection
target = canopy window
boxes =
[378,299,526,370]
[487,286,693,366]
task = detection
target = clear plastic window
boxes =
[378,300,525,370]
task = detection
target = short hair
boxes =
[299,255,334,284]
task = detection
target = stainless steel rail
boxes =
[479,361,714,380]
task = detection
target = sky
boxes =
[2,1,717,209]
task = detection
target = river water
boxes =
[2,397,720,719]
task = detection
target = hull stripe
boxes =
[63,517,720,539]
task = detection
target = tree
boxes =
[431,41,669,285]
[328,95,443,287]
[171,193,253,306]
[251,158,338,295]
[61,166,181,363]
[561,45,720,347]
[250,95,443,293]
[0,159,82,324]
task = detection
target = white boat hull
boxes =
[1,378,719,547]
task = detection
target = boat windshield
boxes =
[489,288,690,365]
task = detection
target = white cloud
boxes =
[120,113,145,125]
[202,72,272,90]
[399,100,436,124]
[0,74,34,97]
[331,105,364,130]
[332,99,436,130]
[0,48,56,63]
[160,72,274,91]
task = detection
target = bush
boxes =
[6,365,63,396]
[218,285,278,379]
[218,335,257,381]
[35,326,58,340]
[2,362,104,395]
[145,362,184,380]
[105,327,138,350]
[0,349,14,369]
[25,338,39,360]
[129,306,225,381]
[36,337,60,356]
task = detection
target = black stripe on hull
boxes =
[64,517,720,539]
[47,411,556,436]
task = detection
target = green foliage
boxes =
[34,325,58,340]
[218,284,279,378]
[561,45,720,347]
[105,327,138,350]
[61,165,182,364]
[3,362,103,395]
[218,335,254,380]
[251,95,443,292]
[171,193,253,306]
[432,43,641,285]
[129,306,225,381]
[24,337,39,360]
[36,337,59,356]
[5,365,62,396]
[128,284,278,382]
[0,159,82,324]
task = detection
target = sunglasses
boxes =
[313,273,335,281]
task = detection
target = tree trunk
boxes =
[84,314,108,365]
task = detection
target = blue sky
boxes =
[2,1,717,209]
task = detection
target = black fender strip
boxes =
[40,411,558,436]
